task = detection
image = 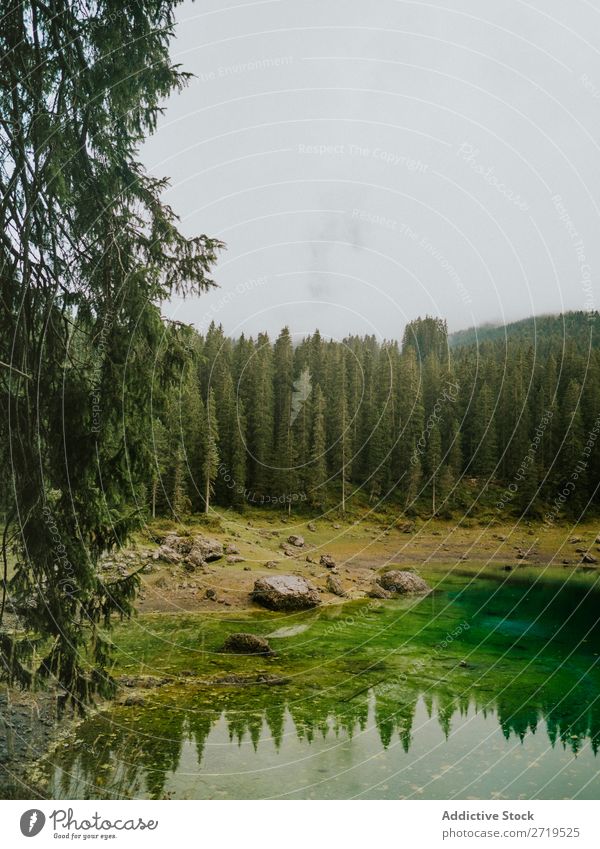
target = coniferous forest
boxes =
[151,312,600,522]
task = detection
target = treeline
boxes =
[152,312,600,520]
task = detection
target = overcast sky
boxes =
[142,0,600,342]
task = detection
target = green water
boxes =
[41,573,600,799]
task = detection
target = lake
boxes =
[40,571,600,799]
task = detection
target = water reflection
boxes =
[45,661,600,799]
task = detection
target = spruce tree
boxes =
[202,388,220,514]
[0,0,221,704]
[309,386,328,508]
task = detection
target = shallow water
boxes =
[41,573,600,799]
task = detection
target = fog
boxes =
[142,0,600,342]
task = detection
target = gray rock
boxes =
[227,555,245,564]
[265,560,278,569]
[320,553,336,569]
[223,633,272,655]
[253,575,321,610]
[163,533,195,554]
[367,582,391,599]
[187,536,223,569]
[225,543,240,555]
[377,570,430,595]
[157,545,181,563]
[307,522,317,532]
[287,535,305,547]
[204,588,217,600]
[582,553,598,564]
[326,575,347,598]
[194,536,224,562]
[120,693,147,706]
[281,543,298,557]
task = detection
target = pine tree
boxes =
[202,388,220,514]
[292,367,313,503]
[246,334,274,497]
[427,422,442,515]
[150,417,169,519]
[309,386,328,508]
[330,350,352,513]
[0,0,222,704]
[558,379,586,516]
[273,328,296,511]
[472,383,498,478]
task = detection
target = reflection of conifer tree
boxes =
[265,703,287,750]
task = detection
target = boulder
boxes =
[187,536,223,568]
[225,543,240,555]
[307,522,317,532]
[320,553,336,569]
[265,560,278,569]
[367,582,391,599]
[156,545,181,564]
[287,535,305,547]
[582,553,598,564]
[377,570,430,595]
[253,575,321,610]
[223,633,272,655]
[326,575,347,598]
[281,543,298,557]
[163,533,193,554]
[227,555,245,564]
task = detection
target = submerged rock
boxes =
[377,570,430,595]
[253,575,321,610]
[222,633,273,655]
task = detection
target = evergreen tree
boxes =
[309,386,328,508]
[202,388,220,514]
[472,383,498,478]
[0,0,221,703]
[273,328,296,511]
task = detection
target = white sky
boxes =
[142,0,600,341]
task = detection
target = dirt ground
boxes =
[132,512,600,614]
